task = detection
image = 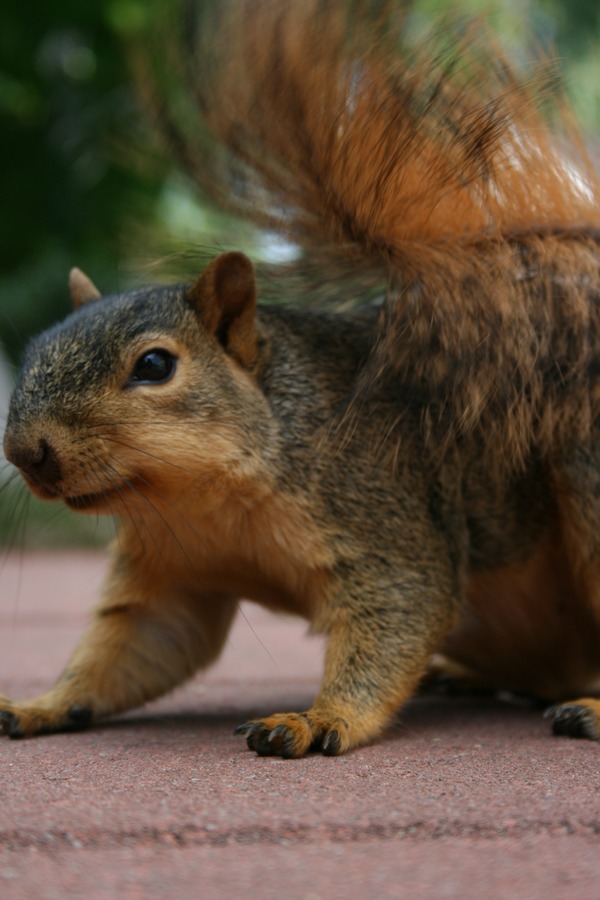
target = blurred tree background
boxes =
[0,0,599,545]
[1,0,599,362]
[1,2,159,359]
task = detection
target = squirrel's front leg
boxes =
[237,555,458,757]
[0,558,237,738]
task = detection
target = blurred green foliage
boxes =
[0,476,113,549]
[0,0,599,546]
[0,0,599,362]
[0,2,168,359]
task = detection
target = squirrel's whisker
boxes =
[98,435,196,473]
[102,459,198,571]
[93,456,151,558]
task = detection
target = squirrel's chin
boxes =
[19,478,63,503]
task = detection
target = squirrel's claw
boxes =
[235,719,302,757]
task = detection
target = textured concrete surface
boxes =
[1,551,600,899]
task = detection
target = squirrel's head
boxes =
[3,252,275,515]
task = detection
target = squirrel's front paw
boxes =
[0,698,93,739]
[235,711,353,758]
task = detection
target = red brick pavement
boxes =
[1,552,599,899]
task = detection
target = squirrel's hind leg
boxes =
[541,437,600,743]
[0,559,237,739]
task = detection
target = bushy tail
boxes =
[136,0,600,472]
[136,0,600,270]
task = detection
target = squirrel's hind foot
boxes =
[545,698,600,741]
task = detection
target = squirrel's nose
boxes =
[5,437,63,489]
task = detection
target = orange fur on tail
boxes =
[138,1,600,262]
[136,1,600,474]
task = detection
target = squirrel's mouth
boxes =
[65,488,121,511]
[15,463,131,510]
[64,490,119,510]
[64,476,146,511]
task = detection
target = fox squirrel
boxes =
[3,0,600,755]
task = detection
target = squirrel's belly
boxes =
[439,529,600,699]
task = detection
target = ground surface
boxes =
[1,551,599,899]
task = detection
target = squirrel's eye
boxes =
[130,349,177,385]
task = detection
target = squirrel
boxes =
[3,0,600,755]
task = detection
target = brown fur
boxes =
[3,2,600,753]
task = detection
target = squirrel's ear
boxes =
[69,268,101,309]
[188,252,258,368]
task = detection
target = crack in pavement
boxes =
[2,818,600,852]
